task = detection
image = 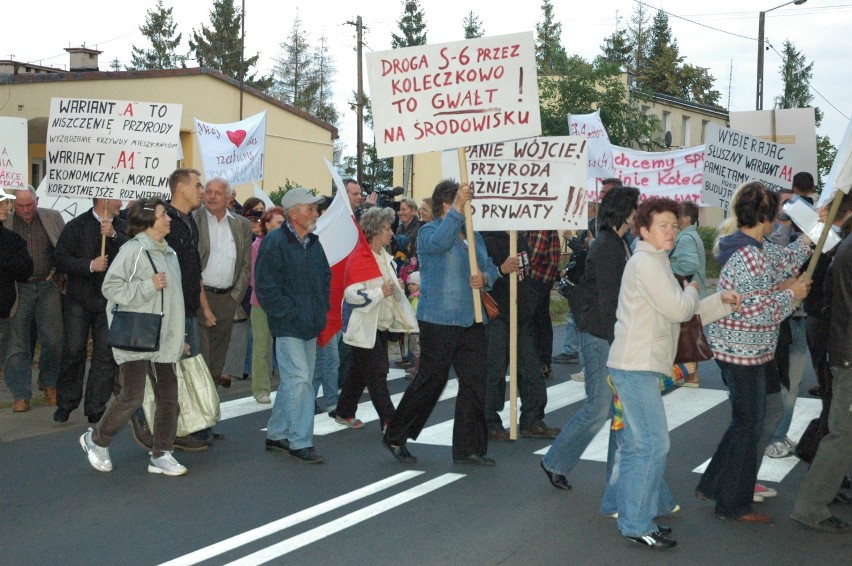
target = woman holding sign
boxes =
[382,180,500,465]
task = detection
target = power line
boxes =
[633,1,756,41]
[766,42,849,121]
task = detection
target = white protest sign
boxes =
[459,136,588,231]
[0,117,29,191]
[817,118,852,208]
[46,98,182,200]
[195,111,266,186]
[607,145,705,204]
[703,123,795,215]
[730,108,816,177]
[367,32,541,158]
[568,110,614,185]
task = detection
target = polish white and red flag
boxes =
[315,160,380,346]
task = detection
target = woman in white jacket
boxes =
[333,208,417,431]
[79,199,188,477]
[606,197,740,549]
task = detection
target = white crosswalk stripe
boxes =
[221,371,816,483]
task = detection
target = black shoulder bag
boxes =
[107,250,164,352]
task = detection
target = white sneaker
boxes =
[148,451,188,476]
[764,441,791,458]
[571,370,585,382]
[255,393,271,404]
[783,436,797,449]
[79,428,112,472]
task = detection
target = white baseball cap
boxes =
[281,188,324,210]
[0,190,17,202]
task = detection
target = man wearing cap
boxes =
[1,191,34,374]
[194,177,252,389]
[256,188,330,464]
[52,197,127,424]
[2,185,65,412]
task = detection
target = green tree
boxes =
[538,55,660,149]
[189,0,273,91]
[597,26,633,70]
[311,35,339,126]
[273,15,316,108]
[109,58,122,72]
[535,0,567,75]
[129,0,186,70]
[391,0,427,48]
[774,40,832,188]
[627,3,652,75]
[462,11,485,39]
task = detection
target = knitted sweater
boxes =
[708,232,811,365]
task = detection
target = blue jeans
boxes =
[267,336,317,451]
[609,368,671,537]
[697,360,767,518]
[313,332,340,412]
[770,317,807,443]
[3,281,62,400]
[560,311,580,356]
[600,428,677,518]
[542,331,611,477]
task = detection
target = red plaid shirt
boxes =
[525,230,562,285]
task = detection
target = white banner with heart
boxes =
[194,111,266,186]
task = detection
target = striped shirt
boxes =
[13,213,54,278]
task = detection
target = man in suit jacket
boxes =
[2,186,65,412]
[194,178,252,388]
[53,198,128,423]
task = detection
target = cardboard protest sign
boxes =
[607,145,705,204]
[195,111,266,186]
[0,117,29,191]
[367,32,541,158]
[46,98,182,200]
[568,110,614,186]
[702,123,795,215]
[730,108,816,177]
[440,137,588,231]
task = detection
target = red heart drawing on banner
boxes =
[227,130,247,147]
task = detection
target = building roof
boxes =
[632,88,729,120]
[4,66,338,138]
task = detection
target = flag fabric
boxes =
[818,118,852,208]
[315,160,381,346]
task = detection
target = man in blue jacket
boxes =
[256,189,330,464]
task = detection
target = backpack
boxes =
[557,236,587,298]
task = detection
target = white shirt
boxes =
[201,209,236,288]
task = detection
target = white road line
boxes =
[692,397,821,483]
[225,473,466,565]
[158,471,424,566]
[412,379,586,446]
[219,368,409,421]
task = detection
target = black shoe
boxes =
[53,407,71,423]
[382,437,417,463]
[656,524,672,535]
[87,412,104,424]
[843,476,851,490]
[541,364,554,380]
[453,454,496,466]
[129,414,154,451]
[288,447,324,464]
[328,410,337,418]
[315,403,323,415]
[623,531,677,549]
[192,428,214,445]
[265,438,290,453]
[540,461,572,490]
[791,514,850,533]
[808,385,822,397]
[173,434,209,452]
[521,424,561,439]
[832,492,852,505]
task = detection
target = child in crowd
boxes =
[405,272,421,377]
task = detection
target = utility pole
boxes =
[356,16,364,187]
[239,0,246,119]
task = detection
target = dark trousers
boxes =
[529,279,554,366]
[93,360,179,456]
[485,316,547,431]
[697,360,767,518]
[56,299,118,417]
[385,321,488,459]
[337,331,394,424]
[805,316,833,430]
[198,291,237,379]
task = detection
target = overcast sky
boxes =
[3,0,850,158]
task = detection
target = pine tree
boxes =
[129,0,186,70]
[189,0,272,91]
[391,0,427,48]
[462,11,485,39]
[597,27,633,71]
[109,58,123,72]
[312,35,339,126]
[627,3,651,76]
[535,0,567,75]
[273,15,315,108]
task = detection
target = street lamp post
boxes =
[756,0,808,110]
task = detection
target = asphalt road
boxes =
[1,326,849,565]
